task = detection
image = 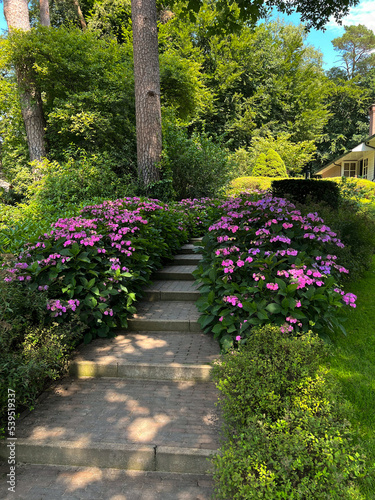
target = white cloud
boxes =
[327,0,375,33]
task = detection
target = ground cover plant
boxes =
[194,194,357,350]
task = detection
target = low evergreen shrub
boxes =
[252,149,288,178]
[162,122,232,200]
[212,325,366,499]
[225,176,273,197]
[272,179,341,209]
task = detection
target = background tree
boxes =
[131,0,162,186]
[136,0,361,187]
[39,0,50,26]
[0,27,137,188]
[312,26,375,171]
[3,0,47,163]
[332,24,375,79]
[229,131,316,177]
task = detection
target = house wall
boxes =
[321,165,341,178]
[320,151,375,180]
[368,151,375,181]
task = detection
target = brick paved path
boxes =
[0,239,221,499]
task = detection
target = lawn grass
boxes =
[327,257,375,498]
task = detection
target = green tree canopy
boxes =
[332,24,375,79]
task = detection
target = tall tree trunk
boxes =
[72,0,87,31]
[4,0,47,164]
[3,0,29,29]
[131,0,162,187]
[39,0,51,26]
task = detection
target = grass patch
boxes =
[328,256,375,498]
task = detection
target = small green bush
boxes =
[162,121,232,200]
[27,151,137,206]
[212,325,366,499]
[272,178,341,209]
[0,276,85,436]
[252,149,287,178]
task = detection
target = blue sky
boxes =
[274,0,375,69]
[0,0,374,70]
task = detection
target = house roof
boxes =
[315,132,375,175]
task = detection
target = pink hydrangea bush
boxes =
[3,197,189,343]
[194,195,357,349]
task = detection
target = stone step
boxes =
[153,265,197,281]
[69,332,219,382]
[180,243,203,254]
[127,301,202,332]
[143,280,200,301]
[173,254,202,265]
[0,464,214,500]
[0,378,219,474]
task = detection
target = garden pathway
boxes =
[0,238,221,500]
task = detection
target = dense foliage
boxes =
[272,179,341,209]
[212,325,366,499]
[194,194,357,349]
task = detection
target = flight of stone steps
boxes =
[0,238,221,499]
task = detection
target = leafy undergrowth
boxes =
[327,257,375,498]
[212,325,367,499]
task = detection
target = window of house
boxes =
[363,158,369,179]
[343,162,357,177]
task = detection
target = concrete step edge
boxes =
[127,319,203,333]
[173,255,202,263]
[142,290,200,302]
[153,272,196,281]
[0,439,216,474]
[69,360,213,381]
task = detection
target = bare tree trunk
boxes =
[17,72,47,162]
[4,0,47,163]
[72,0,87,31]
[3,0,29,29]
[39,0,50,26]
[131,0,162,186]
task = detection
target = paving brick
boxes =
[71,333,219,366]
[1,378,220,450]
[0,238,221,495]
[0,464,214,500]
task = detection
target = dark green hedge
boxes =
[272,179,341,209]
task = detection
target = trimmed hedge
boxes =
[272,179,341,209]
[212,325,366,499]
